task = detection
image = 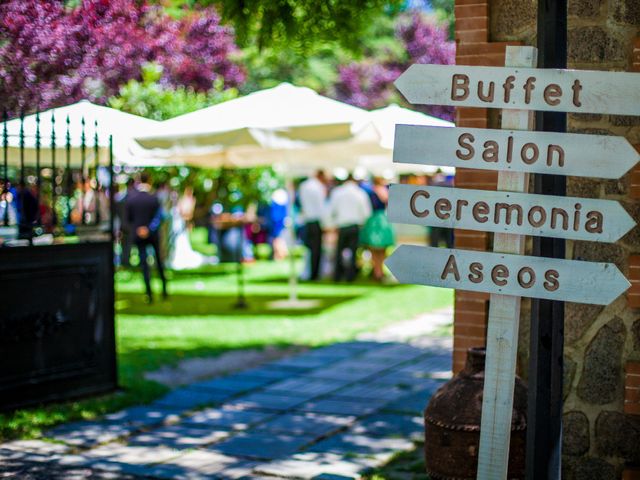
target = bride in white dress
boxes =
[166,204,209,270]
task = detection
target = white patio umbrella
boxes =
[2,101,165,168]
[355,103,455,177]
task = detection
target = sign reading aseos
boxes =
[394,125,640,179]
[386,245,629,305]
[395,64,640,115]
[388,184,635,243]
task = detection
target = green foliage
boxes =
[158,0,404,53]
[109,63,239,121]
[430,0,454,39]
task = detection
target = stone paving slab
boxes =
[209,432,316,460]
[255,412,355,437]
[182,407,274,430]
[128,424,230,449]
[188,374,273,393]
[237,365,304,381]
[331,382,412,402]
[226,392,311,412]
[144,449,240,479]
[381,384,444,416]
[395,354,452,375]
[308,432,414,457]
[253,451,378,479]
[351,413,424,440]
[103,405,183,428]
[297,396,387,417]
[264,377,348,397]
[306,366,379,383]
[153,387,233,410]
[267,355,342,370]
[0,439,71,455]
[44,421,135,448]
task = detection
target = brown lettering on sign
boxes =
[517,267,536,288]
[473,201,490,223]
[441,254,461,281]
[495,203,524,226]
[544,270,560,291]
[455,200,469,221]
[550,208,569,230]
[503,76,516,102]
[491,264,509,286]
[585,211,603,233]
[573,203,582,232]
[435,198,452,219]
[469,262,484,283]
[452,74,470,101]
[543,84,562,106]
[547,144,565,167]
[478,81,495,102]
[506,136,514,163]
[528,206,547,227]
[483,141,499,162]
[410,190,430,218]
[521,143,539,165]
[456,133,475,160]
[523,77,537,104]
[572,80,583,107]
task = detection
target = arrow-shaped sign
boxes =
[394,125,639,179]
[395,64,640,115]
[388,184,636,243]
[385,245,629,305]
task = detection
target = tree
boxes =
[0,0,244,116]
[333,11,455,119]
[157,0,404,53]
[109,63,238,121]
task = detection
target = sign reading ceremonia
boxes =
[386,45,639,480]
[394,125,640,178]
[387,184,635,243]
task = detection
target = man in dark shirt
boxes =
[126,173,167,303]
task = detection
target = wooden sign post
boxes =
[386,44,639,479]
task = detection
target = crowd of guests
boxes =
[298,170,395,283]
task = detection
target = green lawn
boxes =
[0,251,452,440]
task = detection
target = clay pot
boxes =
[424,347,527,479]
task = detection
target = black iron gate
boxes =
[0,111,117,411]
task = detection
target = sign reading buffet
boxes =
[386,63,638,306]
[395,64,640,115]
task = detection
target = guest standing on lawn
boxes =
[126,172,168,303]
[298,170,328,280]
[361,176,395,282]
[328,174,372,282]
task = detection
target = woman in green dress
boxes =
[360,177,395,281]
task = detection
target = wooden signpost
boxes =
[394,125,639,178]
[388,184,635,243]
[395,63,640,115]
[386,245,629,305]
[386,45,639,479]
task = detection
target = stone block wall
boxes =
[454,0,640,476]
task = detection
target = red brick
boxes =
[456,16,489,32]
[454,323,487,337]
[631,162,640,199]
[627,362,640,375]
[456,29,488,43]
[455,4,488,18]
[457,42,514,56]
[454,0,489,6]
[624,403,640,416]
[456,289,490,301]
[632,37,640,72]
[456,117,489,128]
[457,53,507,66]
[629,256,640,308]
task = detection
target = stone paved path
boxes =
[0,307,452,479]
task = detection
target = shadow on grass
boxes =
[115,292,358,317]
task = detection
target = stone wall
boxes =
[487,0,640,477]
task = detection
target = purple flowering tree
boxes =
[334,12,455,120]
[0,0,244,116]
